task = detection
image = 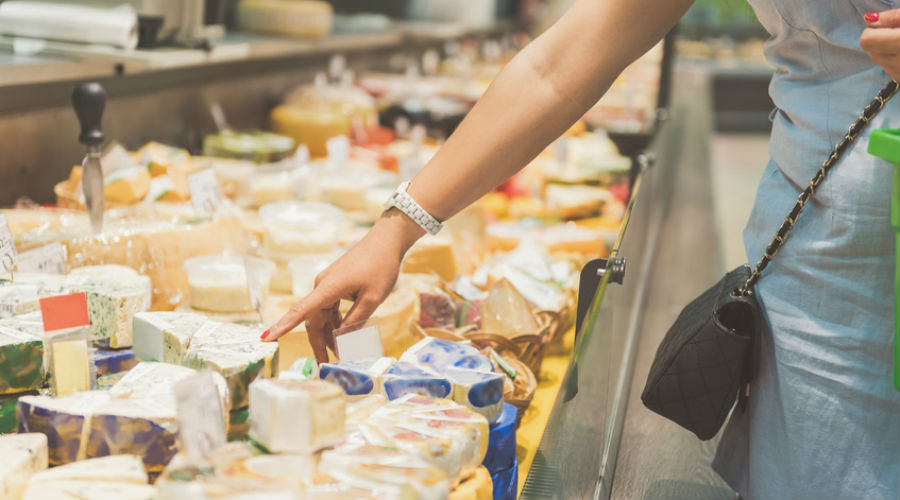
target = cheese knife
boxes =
[72,82,107,233]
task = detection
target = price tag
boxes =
[16,242,66,274]
[0,215,17,275]
[326,136,350,167]
[174,371,226,464]
[39,292,90,332]
[188,169,223,216]
[244,257,263,314]
[333,321,384,361]
[293,144,310,166]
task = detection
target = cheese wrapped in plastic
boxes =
[0,433,48,500]
[445,368,504,424]
[183,320,280,410]
[22,455,154,500]
[249,378,345,454]
[321,444,451,500]
[92,348,137,377]
[401,337,493,373]
[62,274,152,348]
[382,361,451,401]
[0,313,45,395]
[351,395,489,485]
[319,357,395,397]
[17,362,228,475]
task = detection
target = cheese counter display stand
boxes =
[0,36,664,499]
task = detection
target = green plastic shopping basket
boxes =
[869,128,900,391]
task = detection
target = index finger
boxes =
[865,8,900,28]
[262,285,338,342]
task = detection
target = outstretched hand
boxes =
[862,9,900,81]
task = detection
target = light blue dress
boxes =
[711,0,900,498]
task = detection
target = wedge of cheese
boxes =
[321,444,451,500]
[445,368,504,424]
[351,395,489,486]
[248,378,345,454]
[319,357,395,397]
[0,313,44,395]
[17,362,227,474]
[132,311,207,364]
[0,433,48,500]
[382,361,451,401]
[64,274,152,348]
[401,337,493,374]
[401,234,457,282]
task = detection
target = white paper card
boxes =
[188,169,223,215]
[335,325,384,361]
[174,371,226,464]
[16,242,66,274]
[0,215,17,275]
[244,257,263,313]
[326,136,350,167]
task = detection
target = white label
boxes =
[326,136,350,167]
[0,215,17,275]
[188,169,222,216]
[16,242,66,274]
[293,144,310,166]
[174,371,226,464]
[244,257,263,313]
[335,325,384,361]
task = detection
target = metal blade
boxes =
[81,154,104,233]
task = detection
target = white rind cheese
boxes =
[0,433,48,500]
[249,378,345,454]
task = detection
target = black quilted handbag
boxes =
[641,81,899,441]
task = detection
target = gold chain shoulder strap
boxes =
[737,81,900,296]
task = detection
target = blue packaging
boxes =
[483,403,517,474]
[492,460,519,500]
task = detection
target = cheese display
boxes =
[17,362,228,474]
[0,433,48,500]
[61,274,152,349]
[133,313,279,409]
[259,201,346,255]
[183,255,275,313]
[248,378,345,453]
[22,454,155,500]
[401,337,494,374]
[319,357,394,397]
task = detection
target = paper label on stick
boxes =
[188,169,223,215]
[326,136,350,167]
[0,215,17,275]
[244,257,263,314]
[334,323,384,361]
[16,242,66,274]
[39,292,90,332]
[174,371,226,464]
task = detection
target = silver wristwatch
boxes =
[384,181,443,235]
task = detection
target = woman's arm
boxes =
[263,0,694,359]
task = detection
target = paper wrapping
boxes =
[92,348,137,377]
[0,338,43,395]
[16,396,178,476]
[483,403,517,475]
[0,2,138,49]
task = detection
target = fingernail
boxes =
[865,12,879,22]
[260,329,271,340]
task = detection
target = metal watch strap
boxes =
[384,181,444,235]
[737,80,899,296]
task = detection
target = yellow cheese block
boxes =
[449,467,493,500]
[104,168,151,205]
[372,287,422,358]
[50,339,91,397]
[401,235,457,283]
[269,105,350,157]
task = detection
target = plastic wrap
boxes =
[183,255,274,313]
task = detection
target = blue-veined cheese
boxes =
[64,274,152,349]
[444,368,504,424]
[382,361,451,401]
[401,337,493,373]
[320,444,451,500]
[248,378,345,454]
[0,433,48,500]
[132,311,206,364]
[17,362,227,475]
[0,284,40,318]
[319,357,394,397]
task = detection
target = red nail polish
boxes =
[260,329,271,340]
[865,12,880,22]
